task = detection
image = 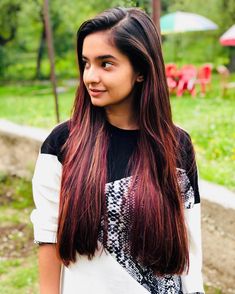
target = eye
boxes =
[102,61,113,69]
[82,59,89,69]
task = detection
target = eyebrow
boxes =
[82,54,118,61]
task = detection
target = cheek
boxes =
[109,69,136,89]
[82,72,88,87]
[110,81,135,100]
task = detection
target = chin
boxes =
[90,98,110,107]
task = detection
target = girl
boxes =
[31,7,204,294]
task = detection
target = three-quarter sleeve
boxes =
[30,153,62,243]
[30,121,69,244]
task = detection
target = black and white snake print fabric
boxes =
[99,169,195,294]
[176,168,195,209]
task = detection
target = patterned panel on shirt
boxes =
[99,177,183,294]
[176,168,195,209]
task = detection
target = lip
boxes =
[89,88,106,97]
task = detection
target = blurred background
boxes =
[0,0,234,293]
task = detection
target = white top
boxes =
[31,123,204,293]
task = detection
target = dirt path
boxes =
[202,199,235,293]
[0,132,40,178]
[0,132,234,293]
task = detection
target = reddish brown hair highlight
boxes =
[57,7,189,275]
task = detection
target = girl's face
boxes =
[82,31,140,109]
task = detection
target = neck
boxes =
[105,103,138,130]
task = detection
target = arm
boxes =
[31,124,69,293]
[30,152,63,292]
[39,244,61,294]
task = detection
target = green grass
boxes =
[0,79,234,191]
[172,96,235,190]
[0,255,39,294]
[0,175,39,293]
[171,73,235,190]
[204,284,223,294]
[0,173,34,208]
[0,82,75,128]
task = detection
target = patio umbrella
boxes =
[220,25,235,46]
[160,11,218,35]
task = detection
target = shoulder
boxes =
[175,126,195,166]
[175,126,200,206]
[41,120,70,163]
[175,125,192,147]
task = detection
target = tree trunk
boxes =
[35,22,46,79]
[43,0,60,123]
[152,0,161,34]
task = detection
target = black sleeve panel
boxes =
[41,121,70,164]
[177,127,200,204]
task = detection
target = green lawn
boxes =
[0,80,234,190]
[0,82,75,128]
[172,96,235,190]
[0,174,39,294]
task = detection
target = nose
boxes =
[84,66,101,84]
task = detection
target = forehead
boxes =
[82,31,123,59]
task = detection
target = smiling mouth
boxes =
[89,89,106,97]
[89,89,106,92]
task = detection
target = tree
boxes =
[0,1,21,46]
[2,0,234,79]
[152,0,161,33]
[136,0,151,14]
[35,7,46,79]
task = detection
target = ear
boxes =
[136,75,144,82]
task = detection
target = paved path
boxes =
[1,119,235,210]
[0,119,48,143]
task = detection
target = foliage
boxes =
[0,0,21,44]
[0,0,139,80]
[1,0,234,80]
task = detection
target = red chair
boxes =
[165,63,178,93]
[165,63,177,77]
[196,64,212,95]
[217,65,235,97]
[176,65,197,97]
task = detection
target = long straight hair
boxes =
[57,7,189,275]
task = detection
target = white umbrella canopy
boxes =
[160,11,218,35]
[220,25,235,46]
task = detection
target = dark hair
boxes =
[57,7,189,275]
